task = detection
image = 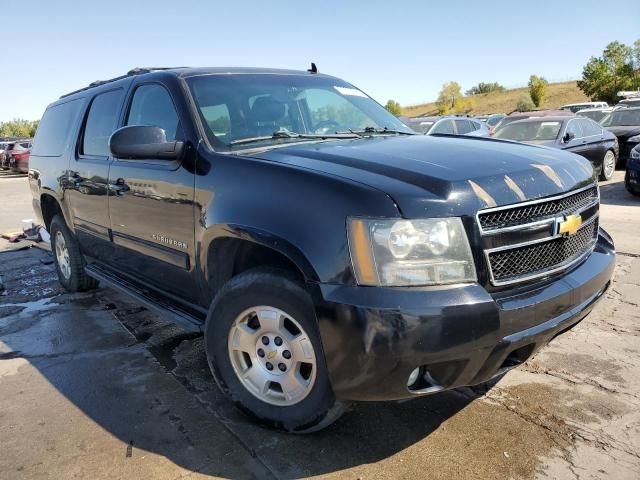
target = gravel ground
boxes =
[0,172,638,479]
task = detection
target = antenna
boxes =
[307,62,318,74]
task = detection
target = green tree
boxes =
[436,81,463,115]
[578,39,638,104]
[385,99,402,115]
[0,119,39,138]
[528,75,548,107]
[465,82,505,96]
[515,95,535,112]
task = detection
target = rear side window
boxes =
[126,84,180,141]
[431,119,455,134]
[580,118,602,136]
[82,89,123,157]
[566,120,583,139]
[31,99,83,157]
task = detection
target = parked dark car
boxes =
[0,141,12,169]
[576,107,614,123]
[8,141,32,173]
[493,109,574,133]
[0,141,17,169]
[406,116,489,136]
[601,107,640,167]
[625,144,640,196]
[493,116,618,181]
[29,67,614,432]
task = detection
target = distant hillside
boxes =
[401,81,589,117]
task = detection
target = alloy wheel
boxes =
[603,150,616,180]
[227,306,317,406]
[54,231,71,280]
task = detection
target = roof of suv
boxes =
[60,66,331,99]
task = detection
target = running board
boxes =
[85,264,203,333]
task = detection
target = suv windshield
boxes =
[493,120,562,141]
[186,74,414,150]
[602,109,640,127]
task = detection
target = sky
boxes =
[2,0,639,122]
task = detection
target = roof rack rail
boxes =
[59,67,187,99]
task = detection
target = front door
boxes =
[107,82,199,304]
[66,88,125,260]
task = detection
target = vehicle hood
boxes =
[249,135,595,218]
[606,125,640,140]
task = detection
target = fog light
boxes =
[407,367,421,387]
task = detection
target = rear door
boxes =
[107,81,198,304]
[578,118,606,165]
[66,88,125,260]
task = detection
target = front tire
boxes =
[599,150,616,181]
[204,268,346,432]
[50,215,99,292]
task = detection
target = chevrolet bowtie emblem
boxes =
[558,214,582,236]
[267,350,277,360]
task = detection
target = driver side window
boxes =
[126,84,181,141]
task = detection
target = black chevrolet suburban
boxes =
[29,67,615,432]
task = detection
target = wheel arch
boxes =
[40,191,72,231]
[201,225,321,303]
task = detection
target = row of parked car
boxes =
[0,139,32,173]
[401,97,640,193]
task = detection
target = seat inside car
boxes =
[249,96,287,136]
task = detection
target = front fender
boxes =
[194,148,400,286]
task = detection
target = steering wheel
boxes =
[313,119,341,134]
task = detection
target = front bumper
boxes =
[314,229,615,402]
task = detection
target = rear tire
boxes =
[599,150,616,181]
[204,268,346,433]
[50,215,99,292]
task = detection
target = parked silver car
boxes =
[405,116,489,136]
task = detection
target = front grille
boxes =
[487,218,598,284]
[478,186,598,231]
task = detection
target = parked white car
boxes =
[561,102,609,113]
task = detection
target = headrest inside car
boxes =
[250,96,285,123]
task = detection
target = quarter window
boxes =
[82,89,123,157]
[126,84,180,141]
[31,99,83,157]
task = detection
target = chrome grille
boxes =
[487,218,598,283]
[478,186,598,231]
[478,184,600,286]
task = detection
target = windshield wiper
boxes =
[229,130,360,146]
[336,126,416,136]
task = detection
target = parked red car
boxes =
[8,141,32,173]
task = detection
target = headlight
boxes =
[628,134,640,143]
[348,217,477,286]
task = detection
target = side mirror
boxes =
[562,132,575,143]
[109,125,184,160]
